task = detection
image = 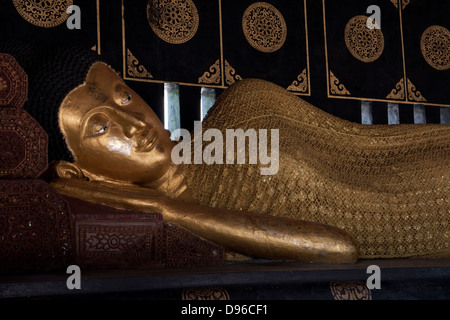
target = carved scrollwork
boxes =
[287,68,308,93]
[127,49,153,79]
[387,78,427,102]
[198,59,221,85]
[329,71,350,95]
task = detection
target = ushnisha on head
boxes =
[56,62,175,186]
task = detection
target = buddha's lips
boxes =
[135,127,158,152]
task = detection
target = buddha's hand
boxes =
[50,178,166,214]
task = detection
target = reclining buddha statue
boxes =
[3,39,449,264]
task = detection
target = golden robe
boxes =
[181,79,450,258]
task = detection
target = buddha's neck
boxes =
[141,163,190,200]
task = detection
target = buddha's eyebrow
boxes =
[86,82,107,104]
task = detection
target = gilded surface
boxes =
[51,63,450,262]
[147,0,199,44]
[344,15,384,63]
[12,0,72,28]
[420,25,450,71]
[52,63,358,264]
[242,2,287,53]
[182,78,450,259]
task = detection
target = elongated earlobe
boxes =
[54,161,86,180]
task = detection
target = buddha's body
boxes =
[182,79,450,258]
[51,62,450,262]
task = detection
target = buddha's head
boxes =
[56,62,175,185]
[0,39,177,188]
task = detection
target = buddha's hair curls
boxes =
[0,37,102,163]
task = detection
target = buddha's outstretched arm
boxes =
[51,178,359,263]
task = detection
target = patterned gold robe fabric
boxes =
[182,78,450,258]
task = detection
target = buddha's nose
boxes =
[114,109,147,138]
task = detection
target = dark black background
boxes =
[1,0,448,131]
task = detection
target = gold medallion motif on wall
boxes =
[242,2,287,53]
[12,0,73,28]
[147,0,199,44]
[344,15,384,63]
[420,25,450,71]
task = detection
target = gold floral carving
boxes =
[242,2,287,53]
[330,281,372,300]
[127,49,153,79]
[420,25,450,71]
[224,60,242,86]
[147,0,199,44]
[287,69,308,93]
[198,59,242,86]
[344,15,384,63]
[182,287,230,300]
[198,59,221,85]
[329,71,350,95]
[390,0,410,9]
[12,0,72,28]
[387,78,427,102]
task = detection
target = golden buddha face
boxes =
[58,62,175,185]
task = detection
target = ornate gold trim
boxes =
[387,78,427,102]
[126,49,153,79]
[224,60,242,86]
[387,78,405,100]
[330,281,372,300]
[329,71,350,95]
[198,59,222,85]
[287,69,308,93]
[390,0,410,9]
[12,0,72,28]
[407,78,427,102]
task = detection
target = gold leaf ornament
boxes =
[147,0,199,44]
[421,25,450,71]
[242,2,287,53]
[126,49,153,79]
[12,0,73,28]
[344,15,384,63]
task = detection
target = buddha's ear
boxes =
[54,161,86,180]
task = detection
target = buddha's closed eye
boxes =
[85,113,110,137]
[114,85,132,106]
